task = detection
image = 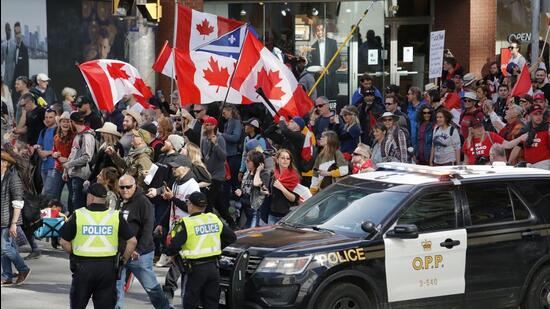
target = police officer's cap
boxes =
[187,191,208,208]
[87,183,107,198]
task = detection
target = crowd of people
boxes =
[1,37,549,307]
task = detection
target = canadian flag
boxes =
[510,64,533,97]
[176,5,244,52]
[229,32,314,118]
[152,41,174,78]
[79,60,153,112]
[172,25,248,105]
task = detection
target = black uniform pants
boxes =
[70,258,117,309]
[181,262,220,309]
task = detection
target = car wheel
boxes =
[316,282,373,309]
[522,266,550,309]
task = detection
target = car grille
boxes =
[220,249,263,278]
[247,255,263,274]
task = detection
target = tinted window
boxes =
[397,191,456,232]
[465,183,529,226]
[514,180,550,206]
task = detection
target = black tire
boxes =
[522,266,550,309]
[316,282,373,309]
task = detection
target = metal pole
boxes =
[169,0,178,106]
[308,1,375,97]
[531,0,540,66]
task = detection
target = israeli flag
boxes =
[197,25,247,60]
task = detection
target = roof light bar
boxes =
[376,163,458,178]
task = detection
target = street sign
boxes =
[429,30,445,79]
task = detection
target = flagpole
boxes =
[220,25,249,112]
[308,1,375,97]
[169,0,178,107]
[540,24,550,59]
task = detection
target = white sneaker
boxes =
[155,254,169,267]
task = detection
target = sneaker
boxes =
[1,279,14,286]
[24,251,41,260]
[155,254,169,267]
[15,270,31,285]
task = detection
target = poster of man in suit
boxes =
[310,23,341,100]
[1,0,48,88]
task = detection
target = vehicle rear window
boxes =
[464,183,531,226]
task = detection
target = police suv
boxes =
[219,163,550,309]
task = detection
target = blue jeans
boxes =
[1,227,30,281]
[42,169,66,203]
[115,251,170,309]
[245,208,260,228]
[69,177,85,214]
[268,214,283,225]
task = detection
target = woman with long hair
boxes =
[234,150,270,228]
[157,117,173,143]
[336,105,361,160]
[268,149,300,224]
[183,142,211,192]
[371,123,387,165]
[89,122,124,181]
[96,167,120,210]
[430,109,461,166]
[414,106,435,165]
[311,131,348,193]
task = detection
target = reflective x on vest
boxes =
[73,208,119,257]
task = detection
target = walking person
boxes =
[165,191,236,309]
[59,183,137,309]
[1,150,31,286]
[115,174,172,309]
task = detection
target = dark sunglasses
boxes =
[192,109,204,113]
[174,118,182,122]
[316,104,326,108]
[120,184,134,190]
[385,102,395,105]
[352,152,363,156]
[464,99,475,103]
[422,111,432,115]
[508,46,518,50]
[519,99,528,103]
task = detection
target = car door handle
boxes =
[521,230,540,238]
[440,238,461,249]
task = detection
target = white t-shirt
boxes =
[169,177,200,231]
[432,125,461,164]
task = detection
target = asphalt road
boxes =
[1,240,183,308]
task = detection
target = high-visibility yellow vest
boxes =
[72,208,119,257]
[179,213,223,260]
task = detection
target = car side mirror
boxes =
[361,221,377,235]
[386,224,419,239]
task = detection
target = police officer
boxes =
[59,183,137,309]
[165,191,236,309]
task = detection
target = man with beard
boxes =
[108,128,153,189]
[534,68,550,103]
[119,109,141,155]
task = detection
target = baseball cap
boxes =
[76,96,92,107]
[167,155,192,168]
[291,117,305,130]
[166,134,185,152]
[187,191,208,208]
[203,116,218,127]
[87,183,107,198]
[529,104,544,115]
[36,73,50,82]
[243,118,260,129]
[140,123,158,137]
[471,117,484,128]
[70,111,85,123]
[533,92,545,101]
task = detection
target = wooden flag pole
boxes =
[308,1,375,97]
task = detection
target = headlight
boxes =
[256,256,312,275]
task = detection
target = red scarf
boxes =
[352,160,374,174]
[274,166,300,191]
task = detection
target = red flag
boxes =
[175,5,244,52]
[229,32,314,118]
[510,64,532,97]
[79,60,153,112]
[152,41,174,78]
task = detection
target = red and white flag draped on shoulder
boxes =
[79,59,153,112]
[229,32,313,119]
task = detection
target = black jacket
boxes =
[119,187,155,255]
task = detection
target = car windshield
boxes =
[282,184,407,237]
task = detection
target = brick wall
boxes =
[434,0,496,77]
[157,0,204,96]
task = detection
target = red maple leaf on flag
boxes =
[196,19,214,38]
[203,57,230,92]
[255,67,285,101]
[106,62,130,80]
